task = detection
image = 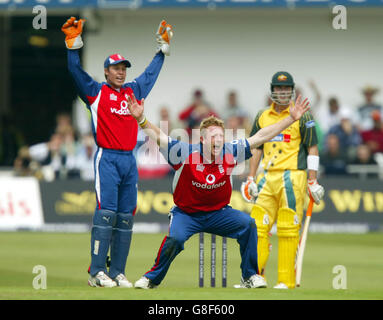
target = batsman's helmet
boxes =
[270,71,295,105]
[270,71,295,91]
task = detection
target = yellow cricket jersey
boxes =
[250,103,318,171]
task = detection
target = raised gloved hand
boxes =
[156,20,173,56]
[61,16,86,50]
[307,179,325,205]
[241,176,258,203]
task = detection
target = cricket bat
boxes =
[295,198,314,287]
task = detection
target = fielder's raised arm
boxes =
[127,94,169,148]
[247,95,310,149]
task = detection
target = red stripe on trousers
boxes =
[145,235,168,274]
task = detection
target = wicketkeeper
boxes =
[241,71,325,289]
[62,17,173,287]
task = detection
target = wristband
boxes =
[139,116,148,128]
[307,155,319,171]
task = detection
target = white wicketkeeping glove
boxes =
[307,179,325,205]
[241,176,258,203]
[156,20,173,56]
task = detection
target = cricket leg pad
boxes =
[109,212,134,279]
[251,205,272,277]
[89,209,117,276]
[276,207,300,288]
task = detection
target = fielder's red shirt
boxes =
[67,49,164,151]
[160,138,252,213]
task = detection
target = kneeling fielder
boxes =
[127,93,310,289]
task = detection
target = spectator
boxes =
[179,89,219,139]
[226,115,246,141]
[356,85,382,131]
[159,106,175,136]
[349,144,379,179]
[317,97,350,134]
[28,132,65,181]
[327,108,362,159]
[56,125,82,179]
[54,112,73,135]
[320,134,348,175]
[360,110,383,154]
[222,90,250,131]
[28,128,82,181]
[351,144,377,165]
[13,146,35,177]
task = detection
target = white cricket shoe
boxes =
[273,282,289,289]
[241,274,267,288]
[88,271,117,287]
[134,276,157,289]
[113,274,133,288]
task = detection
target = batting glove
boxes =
[156,20,173,56]
[307,179,325,205]
[241,176,258,203]
[61,16,86,50]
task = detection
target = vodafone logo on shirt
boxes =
[192,180,226,190]
[192,174,226,189]
[110,100,131,115]
[109,93,132,116]
[206,174,216,184]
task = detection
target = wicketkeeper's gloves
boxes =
[241,176,258,203]
[62,16,86,50]
[307,179,325,205]
[156,20,173,56]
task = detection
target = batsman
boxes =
[241,72,325,289]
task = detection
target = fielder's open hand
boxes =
[127,94,145,123]
[290,95,310,121]
[156,20,173,56]
[62,16,86,49]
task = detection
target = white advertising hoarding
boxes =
[0,177,44,230]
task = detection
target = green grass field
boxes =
[0,232,382,300]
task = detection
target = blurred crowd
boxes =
[316,85,383,177]
[12,112,96,181]
[2,83,383,181]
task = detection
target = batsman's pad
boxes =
[250,205,271,276]
[276,207,300,288]
[61,16,85,50]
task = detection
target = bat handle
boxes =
[306,198,314,217]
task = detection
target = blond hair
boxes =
[199,116,225,131]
